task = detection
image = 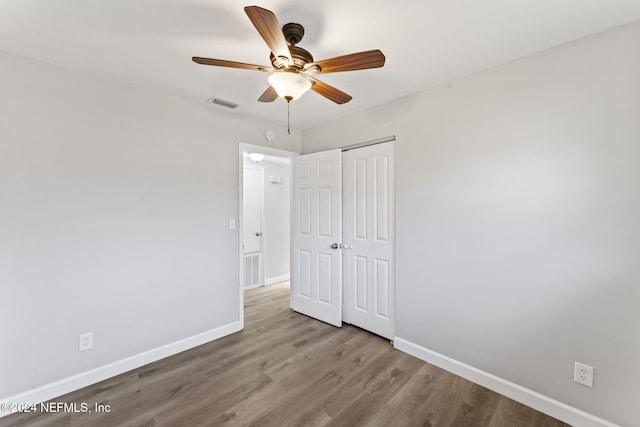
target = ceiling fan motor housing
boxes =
[283,22,304,45]
[268,23,317,71]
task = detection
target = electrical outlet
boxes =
[574,362,594,388]
[79,333,93,352]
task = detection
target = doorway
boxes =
[238,143,298,319]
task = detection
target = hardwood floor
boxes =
[1,282,571,426]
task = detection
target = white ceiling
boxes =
[2,0,640,130]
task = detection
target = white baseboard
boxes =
[0,321,242,418]
[265,274,290,286]
[393,337,619,427]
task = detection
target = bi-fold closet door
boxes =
[342,142,395,339]
[291,142,395,339]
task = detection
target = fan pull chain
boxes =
[287,100,291,135]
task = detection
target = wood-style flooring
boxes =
[1,282,570,426]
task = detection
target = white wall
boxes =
[262,158,291,283]
[243,156,291,283]
[0,51,301,402]
[302,20,640,426]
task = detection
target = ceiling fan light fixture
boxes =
[268,71,312,101]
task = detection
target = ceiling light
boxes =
[248,152,265,162]
[268,72,312,101]
[267,72,312,135]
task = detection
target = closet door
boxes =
[291,150,343,327]
[343,142,395,339]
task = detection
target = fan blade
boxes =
[244,6,292,64]
[308,77,352,104]
[192,57,272,72]
[258,86,278,102]
[307,50,385,74]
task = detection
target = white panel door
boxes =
[291,149,342,327]
[343,142,395,339]
[243,166,263,254]
[243,166,263,288]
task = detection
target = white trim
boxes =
[265,274,290,286]
[393,337,619,427]
[0,321,242,418]
[243,283,263,291]
[341,135,396,152]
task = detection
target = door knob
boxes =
[331,243,343,249]
[255,232,262,237]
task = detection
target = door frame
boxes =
[238,143,298,327]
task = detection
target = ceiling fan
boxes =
[192,5,386,106]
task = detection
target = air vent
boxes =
[207,97,239,109]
